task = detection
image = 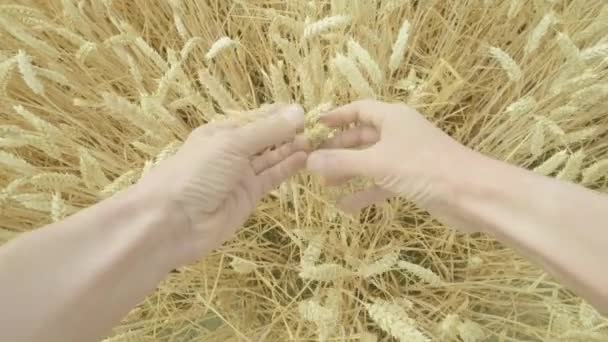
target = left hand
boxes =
[137,104,307,264]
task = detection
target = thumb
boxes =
[307,149,378,181]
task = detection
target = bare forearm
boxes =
[432,152,608,313]
[0,187,188,342]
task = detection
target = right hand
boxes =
[307,100,476,214]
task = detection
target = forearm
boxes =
[0,186,189,342]
[431,151,608,313]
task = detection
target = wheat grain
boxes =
[0,16,59,58]
[13,105,60,137]
[488,46,522,81]
[0,57,16,96]
[303,15,351,40]
[582,159,608,185]
[438,314,460,340]
[525,12,554,55]
[0,5,45,19]
[61,0,87,28]
[51,192,68,222]
[76,42,97,63]
[529,121,545,158]
[581,42,608,61]
[533,150,568,176]
[505,96,536,115]
[230,256,257,274]
[365,299,430,342]
[397,260,442,286]
[198,68,240,110]
[578,301,602,329]
[269,34,300,65]
[457,319,486,342]
[30,172,81,190]
[79,148,109,190]
[550,70,596,96]
[269,62,291,103]
[299,264,352,281]
[0,151,36,175]
[172,12,189,40]
[332,53,374,98]
[389,18,411,72]
[297,61,316,108]
[358,251,399,278]
[205,37,237,61]
[347,39,383,85]
[13,193,52,212]
[565,126,598,145]
[267,10,304,36]
[556,33,581,63]
[141,96,180,127]
[549,105,578,118]
[134,37,168,71]
[298,299,336,322]
[102,92,160,133]
[100,170,139,198]
[44,24,87,46]
[34,67,72,88]
[569,84,608,107]
[155,140,181,164]
[535,115,564,137]
[16,50,44,95]
[301,235,325,267]
[557,150,585,182]
[467,255,484,269]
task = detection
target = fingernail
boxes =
[307,152,325,173]
[281,105,305,129]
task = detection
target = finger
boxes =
[256,151,307,197]
[321,125,380,149]
[325,175,351,186]
[307,148,380,181]
[338,186,394,214]
[320,99,392,128]
[237,104,305,155]
[251,134,310,174]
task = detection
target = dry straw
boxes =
[1,0,607,341]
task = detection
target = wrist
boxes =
[119,184,194,269]
[424,146,500,233]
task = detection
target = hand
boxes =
[137,104,308,264]
[307,100,474,215]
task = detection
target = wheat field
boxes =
[1,0,608,341]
